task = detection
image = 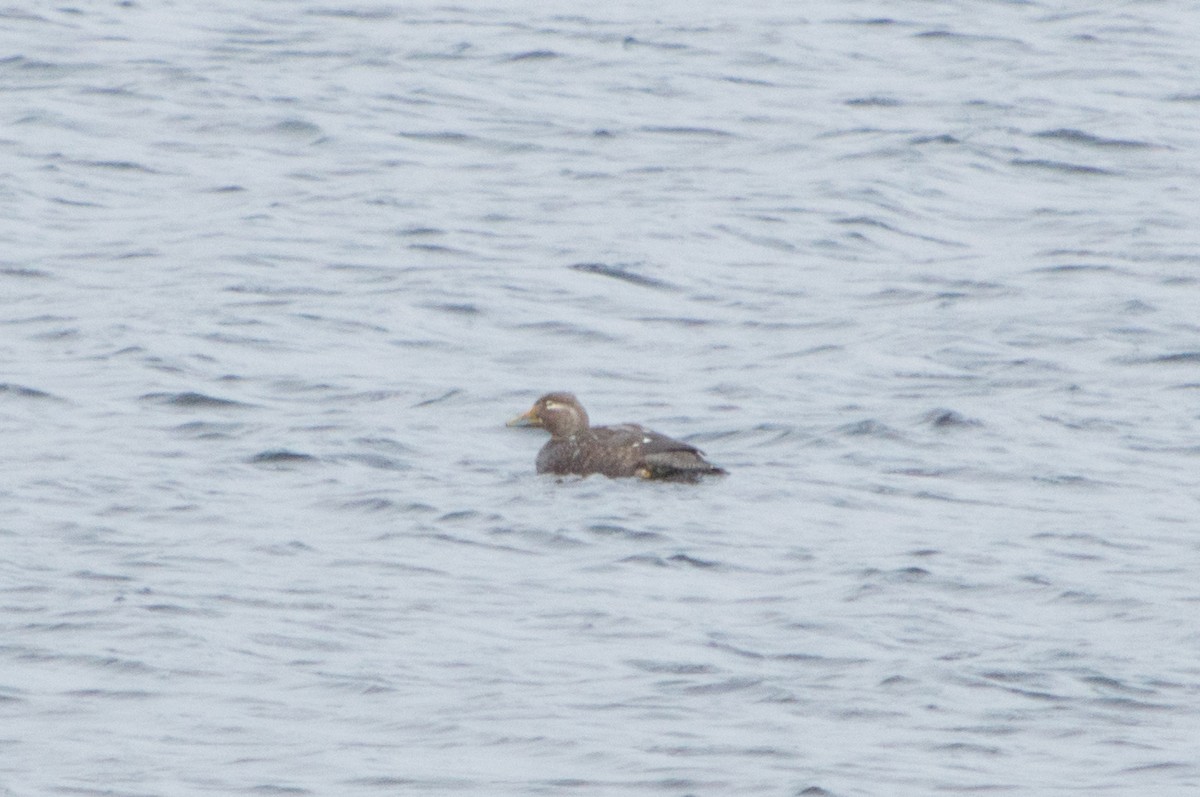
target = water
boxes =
[3,2,1199,795]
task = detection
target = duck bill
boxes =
[506,407,541,428]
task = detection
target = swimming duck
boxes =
[507,392,726,482]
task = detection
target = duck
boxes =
[507,392,726,482]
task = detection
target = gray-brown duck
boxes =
[507,392,726,482]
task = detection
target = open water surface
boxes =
[3,2,1200,795]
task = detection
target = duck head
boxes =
[507,392,590,437]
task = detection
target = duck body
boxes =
[508,392,726,483]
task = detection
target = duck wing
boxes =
[598,424,727,482]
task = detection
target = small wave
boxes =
[622,35,691,52]
[248,449,318,465]
[910,133,960,145]
[305,7,395,20]
[1031,263,1119,274]
[419,302,481,316]
[270,118,323,137]
[0,382,60,401]
[141,391,249,409]
[339,497,397,512]
[729,422,803,448]
[348,778,471,790]
[619,552,723,569]
[412,389,462,407]
[845,96,902,107]
[838,419,904,439]
[635,315,716,328]
[339,453,410,471]
[1089,696,1173,713]
[922,408,981,429]
[1141,351,1200,364]
[1031,474,1105,488]
[721,75,774,87]
[64,689,156,700]
[570,261,677,291]
[1010,158,1116,176]
[1118,760,1190,773]
[397,130,475,144]
[73,159,159,174]
[407,242,472,255]
[1033,128,1160,149]
[640,125,737,137]
[708,640,862,666]
[915,29,1025,47]
[236,784,311,796]
[250,633,344,652]
[396,225,444,237]
[438,509,483,523]
[74,570,133,582]
[627,659,719,675]
[587,523,665,542]
[514,320,618,341]
[0,267,51,278]
[144,603,217,617]
[0,10,45,23]
[504,50,559,62]
[681,676,763,695]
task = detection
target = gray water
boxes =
[3,2,1199,795]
